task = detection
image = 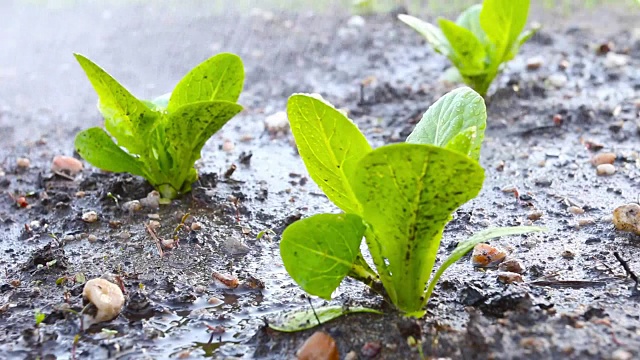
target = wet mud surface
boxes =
[1,1,639,359]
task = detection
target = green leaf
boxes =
[406,87,486,161]
[351,143,485,313]
[144,92,172,111]
[455,4,487,45]
[423,226,545,303]
[479,0,530,61]
[167,53,244,112]
[74,127,145,176]
[164,100,242,166]
[506,25,539,61]
[280,213,366,300]
[287,94,372,214]
[35,309,45,326]
[268,306,382,332]
[398,14,451,57]
[74,53,159,155]
[437,18,486,74]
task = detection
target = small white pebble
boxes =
[191,222,202,231]
[29,220,41,230]
[611,349,633,360]
[568,206,585,215]
[596,163,616,176]
[63,234,75,241]
[16,157,30,168]
[603,52,629,69]
[547,74,568,88]
[264,111,289,134]
[347,15,366,28]
[82,211,98,223]
[148,214,161,220]
[194,285,206,294]
[87,234,98,243]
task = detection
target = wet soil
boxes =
[1,1,640,359]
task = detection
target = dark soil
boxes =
[1,1,639,359]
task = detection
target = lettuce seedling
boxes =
[280,88,542,316]
[399,0,537,96]
[73,53,244,199]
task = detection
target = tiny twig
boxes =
[614,252,639,292]
[144,223,164,258]
[306,296,321,326]
[529,280,607,288]
[224,164,237,178]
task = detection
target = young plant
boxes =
[279,87,542,317]
[399,0,537,96]
[73,53,244,199]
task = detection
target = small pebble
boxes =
[75,191,86,198]
[547,74,568,88]
[361,342,382,358]
[347,15,366,28]
[611,349,633,360]
[10,279,20,287]
[212,272,239,289]
[613,203,640,235]
[264,111,289,134]
[497,272,523,284]
[558,59,570,70]
[591,152,616,166]
[16,157,30,168]
[561,249,575,259]
[148,213,161,220]
[117,231,131,240]
[603,52,629,68]
[51,155,83,175]
[194,285,206,294]
[63,234,75,242]
[148,220,161,230]
[296,331,339,360]
[140,191,161,209]
[191,222,202,231]
[576,217,595,227]
[596,164,616,176]
[122,200,142,212]
[472,243,507,267]
[208,297,223,306]
[344,351,358,360]
[527,211,543,221]
[87,234,98,242]
[526,56,544,70]
[498,259,525,274]
[222,139,235,152]
[568,206,585,215]
[82,211,98,223]
[82,278,125,326]
[161,238,175,249]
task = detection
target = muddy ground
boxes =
[1,1,640,359]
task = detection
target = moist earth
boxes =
[0,1,639,359]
